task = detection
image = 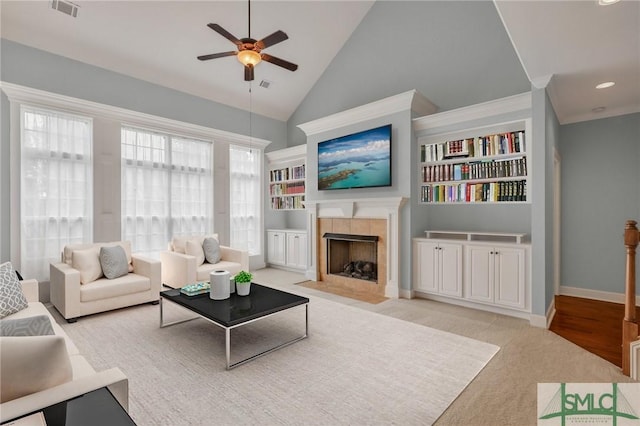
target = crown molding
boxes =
[413,91,532,132]
[265,144,306,163]
[0,81,271,148]
[298,90,437,136]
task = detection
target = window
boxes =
[121,127,212,255]
[20,106,93,281]
[229,145,261,255]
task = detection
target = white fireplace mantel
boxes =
[304,197,407,298]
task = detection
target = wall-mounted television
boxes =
[317,124,392,190]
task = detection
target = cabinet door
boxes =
[494,247,525,309]
[286,232,307,270]
[414,241,438,293]
[267,231,286,265]
[465,246,494,303]
[439,243,462,297]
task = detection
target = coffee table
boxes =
[159,283,309,369]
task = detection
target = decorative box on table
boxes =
[180,281,210,296]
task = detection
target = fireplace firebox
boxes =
[323,233,378,283]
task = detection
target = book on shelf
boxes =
[420,179,527,203]
[421,157,527,184]
[271,195,305,210]
[422,130,526,164]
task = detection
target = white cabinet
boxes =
[286,231,307,270]
[466,245,525,309]
[413,240,462,297]
[267,230,286,266]
[267,229,307,271]
[413,231,530,318]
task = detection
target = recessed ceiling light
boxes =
[592,106,606,113]
[596,81,615,89]
[599,0,620,5]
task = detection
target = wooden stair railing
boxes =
[623,220,639,376]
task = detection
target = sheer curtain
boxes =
[229,145,261,255]
[121,127,170,255]
[170,137,212,238]
[21,106,93,281]
[121,127,212,256]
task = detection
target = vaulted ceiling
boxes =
[1,1,638,124]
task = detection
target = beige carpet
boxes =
[255,269,637,425]
[57,277,498,425]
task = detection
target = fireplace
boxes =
[323,233,378,283]
[304,197,408,298]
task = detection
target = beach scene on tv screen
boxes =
[317,126,391,190]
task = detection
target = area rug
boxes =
[58,290,499,425]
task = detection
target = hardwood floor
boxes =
[550,295,640,367]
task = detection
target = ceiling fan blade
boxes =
[197,51,237,61]
[255,30,288,50]
[207,23,242,46]
[244,64,255,81]
[261,53,298,72]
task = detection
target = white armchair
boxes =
[50,241,161,322]
[160,234,249,288]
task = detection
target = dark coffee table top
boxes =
[160,283,309,327]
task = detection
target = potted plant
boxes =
[234,270,253,296]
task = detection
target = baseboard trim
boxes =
[631,339,640,380]
[414,291,532,322]
[560,285,640,306]
[399,289,413,299]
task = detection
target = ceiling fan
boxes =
[197,0,298,81]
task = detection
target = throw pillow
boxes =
[203,237,221,264]
[72,247,103,285]
[0,315,54,336]
[0,261,29,319]
[0,335,73,403]
[185,240,205,266]
[99,245,129,279]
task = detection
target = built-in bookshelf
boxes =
[265,145,306,211]
[416,119,531,204]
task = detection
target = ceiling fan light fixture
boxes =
[596,81,615,89]
[598,0,620,5]
[237,50,261,66]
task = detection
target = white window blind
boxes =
[20,106,93,281]
[229,145,261,255]
[121,127,212,255]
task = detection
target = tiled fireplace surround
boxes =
[304,198,407,298]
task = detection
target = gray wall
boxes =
[0,39,287,265]
[559,112,640,295]
[283,0,531,292]
[287,1,530,147]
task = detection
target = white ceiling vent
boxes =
[51,0,79,18]
[259,80,272,89]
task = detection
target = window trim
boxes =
[3,81,271,269]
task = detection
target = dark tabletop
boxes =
[160,283,309,327]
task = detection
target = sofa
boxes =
[160,234,249,288]
[0,277,129,423]
[50,241,161,322]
